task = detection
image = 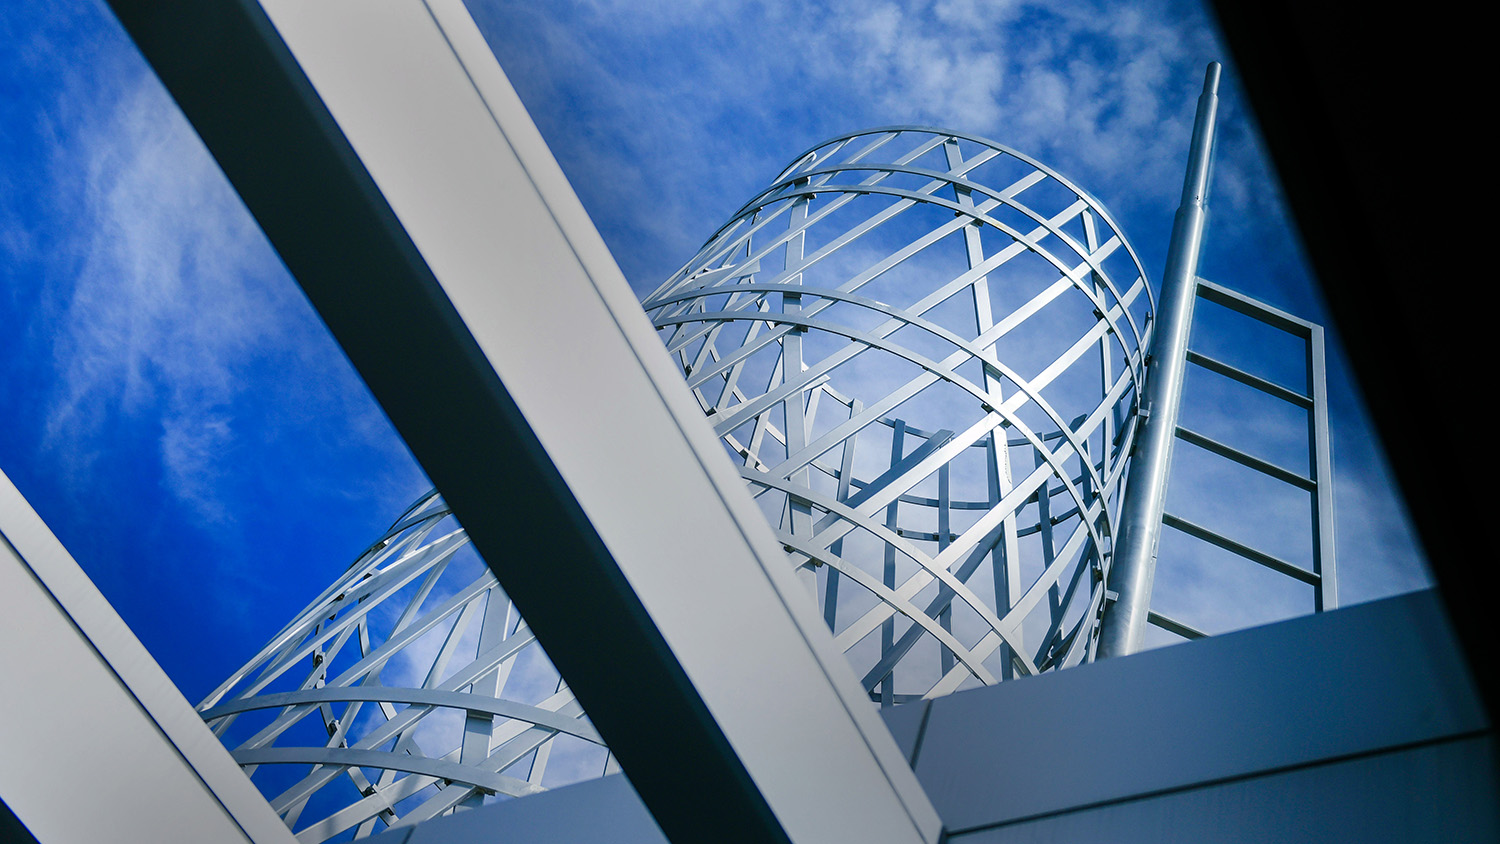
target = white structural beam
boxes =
[0,469,296,844]
[101,2,942,843]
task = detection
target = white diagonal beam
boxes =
[103,1,942,842]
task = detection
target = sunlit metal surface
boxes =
[641,127,1155,699]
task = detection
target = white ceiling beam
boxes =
[0,469,296,844]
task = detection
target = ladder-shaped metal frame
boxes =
[1147,278,1337,641]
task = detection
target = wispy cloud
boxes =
[37,63,420,529]
[43,71,268,523]
[470,0,1229,288]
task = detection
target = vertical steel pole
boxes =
[1308,324,1338,611]
[1097,62,1221,659]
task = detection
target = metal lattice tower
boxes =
[201,65,1336,840]
[641,127,1154,699]
[198,492,603,842]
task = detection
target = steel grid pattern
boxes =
[197,491,603,842]
[202,128,1155,839]
[1146,277,1338,639]
[195,120,1347,843]
[641,128,1155,700]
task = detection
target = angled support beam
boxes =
[1146,610,1206,641]
[0,470,295,844]
[99,2,941,843]
[1162,512,1319,586]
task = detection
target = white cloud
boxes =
[37,63,419,528]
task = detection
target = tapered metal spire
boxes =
[1096,62,1222,659]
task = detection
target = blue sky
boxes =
[0,0,1429,709]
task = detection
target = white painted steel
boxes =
[0,469,295,844]
[242,1,942,842]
